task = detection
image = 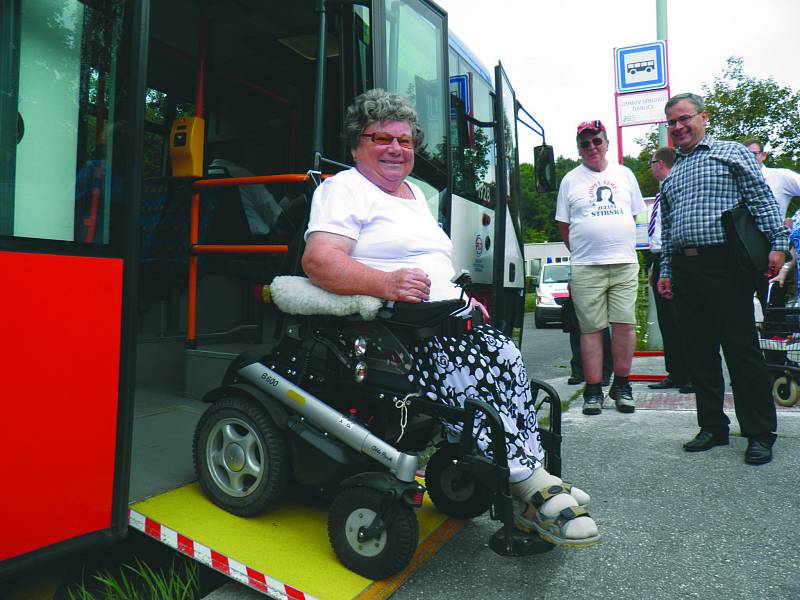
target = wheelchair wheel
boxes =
[328,487,418,580]
[193,395,288,516]
[425,444,491,519]
[772,375,800,407]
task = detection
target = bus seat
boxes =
[139,177,216,301]
[202,162,307,282]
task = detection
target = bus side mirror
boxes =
[534,144,556,192]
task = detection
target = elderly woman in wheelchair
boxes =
[193,89,599,580]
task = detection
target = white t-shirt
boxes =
[555,162,646,265]
[762,165,800,218]
[306,168,460,301]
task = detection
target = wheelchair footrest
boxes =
[488,525,555,557]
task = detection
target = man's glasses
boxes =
[666,112,701,128]
[361,132,415,148]
[650,159,661,165]
[579,137,605,149]
[750,150,763,156]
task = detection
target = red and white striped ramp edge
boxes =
[129,509,319,600]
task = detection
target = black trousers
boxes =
[566,300,612,378]
[650,256,691,383]
[672,248,777,441]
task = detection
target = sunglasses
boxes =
[579,137,605,149]
[361,132,416,148]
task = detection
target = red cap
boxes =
[576,120,606,136]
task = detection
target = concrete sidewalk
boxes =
[390,377,800,600]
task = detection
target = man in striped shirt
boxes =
[657,92,787,465]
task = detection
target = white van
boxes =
[533,262,571,328]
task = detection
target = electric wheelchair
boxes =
[192,275,563,580]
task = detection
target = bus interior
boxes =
[134,0,372,503]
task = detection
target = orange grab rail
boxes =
[186,173,328,347]
[192,244,289,254]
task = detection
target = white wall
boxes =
[523,242,570,278]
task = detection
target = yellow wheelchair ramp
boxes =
[129,483,462,599]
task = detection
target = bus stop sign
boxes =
[614,41,668,94]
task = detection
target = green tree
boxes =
[519,155,579,242]
[703,57,800,167]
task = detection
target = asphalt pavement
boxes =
[206,314,800,599]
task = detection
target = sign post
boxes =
[612,41,670,164]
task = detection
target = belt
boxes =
[676,244,727,257]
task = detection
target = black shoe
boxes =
[568,372,584,385]
[678,383,695,394]
[648,376,679,390]
[582,387,604,415]
[744,439,773,465]
[609,382,635,413]
[683,430,729,452]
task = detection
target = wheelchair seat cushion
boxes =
[270,276,383,320]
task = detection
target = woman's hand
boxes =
[470,297,491,323]
[386,268,431,303]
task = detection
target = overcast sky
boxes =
[437,0,800,165]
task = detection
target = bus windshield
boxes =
[542,264,571,283]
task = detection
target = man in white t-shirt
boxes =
[744,138,800,223]
[555,120,646,416]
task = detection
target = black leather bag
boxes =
[721,205,770,273]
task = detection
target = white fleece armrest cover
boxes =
[269,276,383,320]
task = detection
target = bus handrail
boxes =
[186,172,324,348]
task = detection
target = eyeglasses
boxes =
[649,159,661,165]
[579,137,605,149]
[750,150,763,156]
[361,132,416,148]
[666,112,701,128]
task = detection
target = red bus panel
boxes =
[0,252,123,561]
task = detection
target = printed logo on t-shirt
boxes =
[588,180,624,217]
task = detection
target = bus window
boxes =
[2,0,128,245]
[449,45,497,208]
[353,6,373,97]
[382,0,447,178]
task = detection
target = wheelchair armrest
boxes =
[377,298,468,327]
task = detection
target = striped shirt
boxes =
[659,135,788,278]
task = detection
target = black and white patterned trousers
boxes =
[409,325,543,483]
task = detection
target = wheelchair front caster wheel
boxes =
[772,375,800,407]
[328,487,418,580]
[425,444,491,519]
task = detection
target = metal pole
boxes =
[311,0,327,171]
[656,0,669,148]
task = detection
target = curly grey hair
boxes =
[343,89,425,151]
[665,92,705,114]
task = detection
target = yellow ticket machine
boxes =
[169,116,205,178]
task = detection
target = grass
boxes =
[65,558,199,600]
[524,292,536,313]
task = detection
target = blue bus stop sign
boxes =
[450,74,470,117]
[614,41,668,94]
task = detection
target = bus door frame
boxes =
[0,0,149,578]
[491,62,525,337]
